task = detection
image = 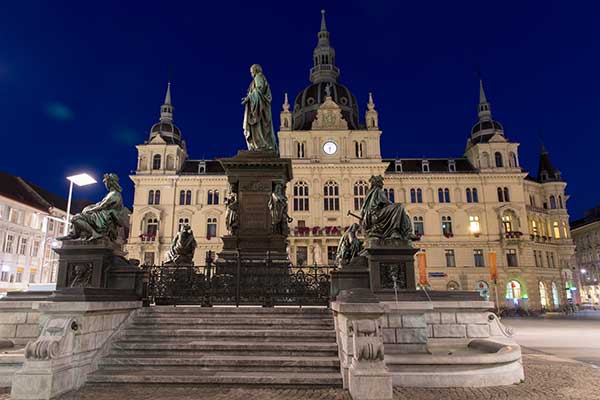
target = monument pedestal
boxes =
[362,238,418,293]
[52,239,143,302]
[216,150,293,268]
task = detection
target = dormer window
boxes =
[422,160,430,173]
[448,160,456,172]
[198,161,206,174]
[395,160,402,172]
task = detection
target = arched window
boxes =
[207,190,219,205]
[410,189,416,203]
[549,195,557,209]
[186,190,192,205]
[413,216,424,235]
[354,141,364,158]
[441,216,453,236]
[154,190,160,205]
[558,195,563,209]
[353,180,369,210]
[466,188,472,203]
[206,217,217,239]
[447,281,460,291]
[387,188,395,203]
[551,282,560,307]
[495,152,504,168]
[509,152,518,167]
[498,187,509,202]
[324,181,340,211]
[553,221,561,239]
[146,218,159,238]
[179,190,186,205]
[444,188,450,203]
[178,217,190,232]
[530,195,536,207]
[214,190,219,205]
[504,187,510,202]
[139,156,147,171]
[438,188,444,203]
[438,188,450,203]
[293,181,309,211]
[477,281,490,300]
[152,154,161,170]
[417,188,423,203]
[539,281,548,308]
[506,280,521,305]
[148,190,155,205]
[502,211,515,233]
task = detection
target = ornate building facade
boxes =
[571,206,600,306]
[125,10,575,311]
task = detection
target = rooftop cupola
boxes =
[310,9,340,83]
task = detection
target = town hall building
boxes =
[125,10,575,311]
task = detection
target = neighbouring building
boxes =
[571,206,600,306]
[0,172,86,294]
[125,10,575,311]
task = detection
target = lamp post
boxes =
[64,173,97,235]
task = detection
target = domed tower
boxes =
[292,10,361,131]
[464,80,520,171]
[136,82,188,174]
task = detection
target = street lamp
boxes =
[64,173,97,235]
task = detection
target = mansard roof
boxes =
[384,158,477,173]
[180,160,225,175]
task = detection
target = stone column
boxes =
[332,289,392,400]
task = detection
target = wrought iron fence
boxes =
[142,256,335,307]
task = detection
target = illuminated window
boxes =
[474,249,484,267]
[469,215,480,235]
[442,216,453,235]
[553,221,561,239]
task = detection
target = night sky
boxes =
[1,1,598,219]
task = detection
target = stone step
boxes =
[132,317,334,326]
[130,323,333,331]
[139,306,331,315]
[98,355,340,372]
[87,369,343,387]
[120,329,336,342]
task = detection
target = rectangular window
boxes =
[9,208,18,223]
[47,219,55,232]
[445,249,456,267]
[29,270,36,284]
[4,234,14,253]
[441,217,453,236]
[533,250,539,267]
[327,246,338,265]
[19,238,27,255]
[550,253,555,268]
[413,217,424,235]
[15,271,22,283]
[473,249,484,267]
[469,216,480,235]
[0,271,8,282]
[506,249,518,267]
[296,246,308,266]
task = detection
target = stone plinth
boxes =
[361,238,418,292]
[10,301,140,399]
[380,301,432,354]
[52,239,144,302]
[330,256,370,299]
[217,150,293,266]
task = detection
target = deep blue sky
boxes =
[1,1,598,219]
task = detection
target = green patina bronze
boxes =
[242,64,278,153]
[58,173,129,242]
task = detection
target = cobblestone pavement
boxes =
[1,354,599,399]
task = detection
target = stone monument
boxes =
[216,64,292,269]
[52,173,144,301]
[164,223,197,266]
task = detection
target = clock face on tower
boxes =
[323,141,337,155]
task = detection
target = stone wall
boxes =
[0,301,42,346]
[11,301,141,400]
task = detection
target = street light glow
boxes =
[581,269,587,274]
[67,173,97,187]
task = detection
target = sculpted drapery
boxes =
[360,175,414,241]
[242,64,278,153]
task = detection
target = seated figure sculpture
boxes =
[57,173,128,242]
[336,223,363,266]
[164,223,197,266]
[360,175,415,241]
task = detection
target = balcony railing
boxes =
[292,226,344,237]
[140,234,156,242]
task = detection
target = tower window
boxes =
[549,195,557,209]
[495,152,504,168]
[153,154,161,170]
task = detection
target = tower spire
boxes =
[310,9,339,83]
[477,79,492,121]
[160,82,173,122]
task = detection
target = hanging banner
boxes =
[417,252,428,286]
[489,251,498,283]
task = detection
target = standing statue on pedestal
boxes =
[164,223,197,266]
[360,175,415,241]
[57,173,128,242]
[224,183,239,235]
[241,64,278,153]
[269,183,292,235]
[336,223,363,265]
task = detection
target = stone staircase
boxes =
[87,306,342,387]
